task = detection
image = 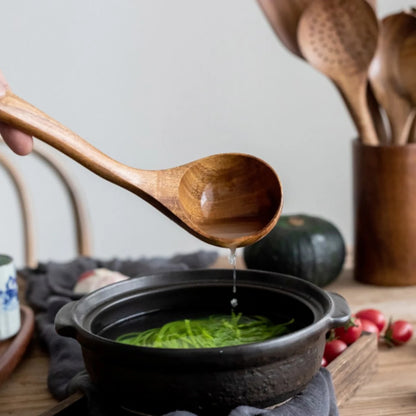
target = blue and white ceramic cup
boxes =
[0,255,20,340]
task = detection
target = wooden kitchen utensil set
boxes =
[258,0,416,286]
[257,0,416,146]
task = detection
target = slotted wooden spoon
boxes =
[298,0,380,146]
[369,12,415,145]
[257,0,385,143]
[256,0,377,59]
[0,89,283,248]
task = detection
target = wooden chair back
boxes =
[0,141,92,268]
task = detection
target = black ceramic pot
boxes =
[55,269,349,416]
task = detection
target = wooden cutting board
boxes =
[328,332,378,407]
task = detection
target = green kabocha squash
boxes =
[243,214,346,287]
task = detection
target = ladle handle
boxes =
[0,91,142,194]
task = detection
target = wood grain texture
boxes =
[0,91,282,248]
[369,12,415,145]
[298,0,380,145]
[0,305,35,387]
[326,269,416,415]
[256,0,386,143]
[353,140,416,285]
[38,392,85,416]
[397,16,416,107]
[2,264,416,415]
[256,0,312,58]
[328,333,378,407]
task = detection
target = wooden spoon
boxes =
[257,0,385,143]
[0,90,283,248]
[398,109,416,145]
[256,0,312,58]
[256,0,376,59]
[396,17,416,143]
[397,17,416,106]
[369,12,415,145]
[297,0,380,146]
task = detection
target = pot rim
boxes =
[56,268,349,355]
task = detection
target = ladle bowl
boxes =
[0,90,283,248]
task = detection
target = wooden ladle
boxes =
[297,0,380,146]
[369,12,415,145]
[0,90,283,248]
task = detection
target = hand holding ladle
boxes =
[0,89,283,248]
[0,70,33,155]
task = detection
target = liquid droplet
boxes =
[229,248,238,308]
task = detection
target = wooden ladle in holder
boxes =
[0,90,283,248]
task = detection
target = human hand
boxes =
[0,71,33,155]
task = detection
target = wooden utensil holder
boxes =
[353,140,416,286]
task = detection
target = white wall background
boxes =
[0,0,411,268]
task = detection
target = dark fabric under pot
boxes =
[55,268,350,416]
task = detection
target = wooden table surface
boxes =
[1,261,416,415]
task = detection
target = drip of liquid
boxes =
[229,248,238,308]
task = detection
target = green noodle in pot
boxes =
[116,312,294,349]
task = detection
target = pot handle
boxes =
[327,292,351,328]
[54,300,78,338]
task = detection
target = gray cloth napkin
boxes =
[20,251,218,399]
[165,367,338,415]
[66,366,337,416]
[20,252,339,416]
